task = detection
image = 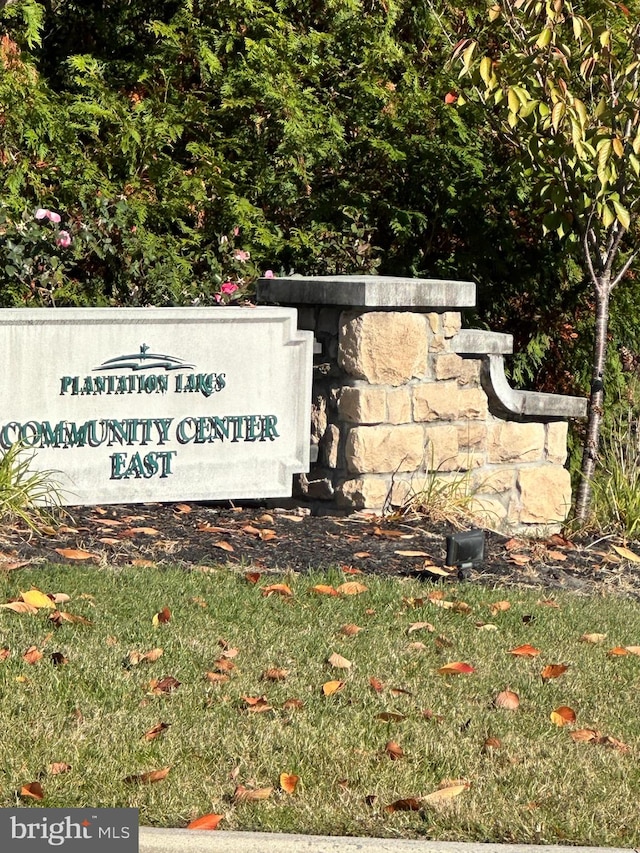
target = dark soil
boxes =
[1,501,639,598]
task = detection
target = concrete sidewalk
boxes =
[139,828,633,853]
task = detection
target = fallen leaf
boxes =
[124,767,170,784]
[476,623,498,632]
[283,698,305,710]
[322,680,345,696]
[187,814,223,831]
[142,721,171,741]
[49,610,92,626]
[495,689,519,710]
[612,544,640,562]
[233,785,273,803]
[51,651,68,666]
[507,553,531,565]
[385,740,404,760]
[341,565,364,575]
[0,560,32,571]
[541,664,568,681]
[54,548,98,561]
[489,600,511,615]
[20,782,44,800]
[570,728,600,743]
[423,785,467,806]
[376,712,407,722]
[353,552,371,559]
[406,641,428,650]
[385,797,422,813]
[213,541,235,552]
[395,550,430,557]
[607,646,629,656]
[420,564,454,577]
[483,737,502,751]
[174,503,192,514]
[280,773,299,794]
[20,588,55,609]
[369,677,384,692]
[205,673,229,684]
[120,527,160,537]
[310,584,338,596]
[258,529,277,541]
[244,571,262,584]
[131,559,156,568]
[262,668,289,681]
[0,600,38,614]
[537,598,560,608]
[336,581,368,595]
[437,661,475,675]
[261,584,293,597]
[550,706,576,726]
[213,658,236,674]
[390,687,412,697]
[48,762,71,775]
[546,550,567,561]
[242,696,272,712]
[152,607,171,626]
[129,648,163,666]
[328,652,351,669]
[509,644,540,657]
[22,646,43,664]
[581,633,607,644]
[341,624,362,636]
[373,527,405,539]
[0,647,9,660]
[149,676,181,695]
[623,645,640,655]
[407,621,435,635]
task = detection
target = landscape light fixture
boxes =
[445,529,486,578]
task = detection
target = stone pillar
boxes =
[257,275,587,533]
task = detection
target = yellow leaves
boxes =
[422,784,468,806]
[20,588,56,609]
[535,27,552,50]
[612,544,640,562]
[580,632,607,644]
[322,680,345,696]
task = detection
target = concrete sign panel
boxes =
[0,307,313,505]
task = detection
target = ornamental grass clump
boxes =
[0,441,63,528]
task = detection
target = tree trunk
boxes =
[574,285,611,521]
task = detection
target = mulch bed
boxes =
[1,501,639,598]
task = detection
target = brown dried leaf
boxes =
[152,607,171,626]
[336,581,368,596]
[327,652,351,669]
[385,740,404,760]
[495,689,520,710]
[22,646,43,664]
[48,762,71,775]
[612,544,640,563]
[376,712,407,722]
[369,676,384,692]
[49,610,92,626]
[341,623,362,636]
[489,600,511,615]
[142,721,171,741]
[395,550,430,557]
[541,664,568,681]
[407,621,435,634]
[0,600,38,614]
[233,785,273,804]
[213,540,235,552]
[283,698,305,710]
[262,668,289,681]
[373,527,405,539]
[125,767,170,784]
[54,548,99,561]
[149,676,181,695]
[423,785,467,806]
[20,782,44,800]
[174,503,192,514]
[244,571,262,584]
[242,696,273,713]
[205,672,229,684]
[570,728,600,743]
[261,583,293,598]
[385,797,422,813]
[120,527,161,537]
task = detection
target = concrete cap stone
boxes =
[257,276,476,309]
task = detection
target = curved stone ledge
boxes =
[451,328,514,355]
[481,354,587,421]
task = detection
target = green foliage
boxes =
[0,440,61,528]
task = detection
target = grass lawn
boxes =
[0,561,639,846]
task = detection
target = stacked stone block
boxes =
[258,276,586,533]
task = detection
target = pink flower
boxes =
[233,249,250,262]
[35,208,49,220]
[233,226,240,237]
[220,281,239,295]
[263,270,274,278]
[48,211,61,223]
[214,293,223,303]
[56,230,71,248]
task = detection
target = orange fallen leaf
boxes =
[550,706,576,726]
[336,581,368,595]
[120,527,161,537]
[233,785,273,803]
[54,548,98,561]
[0,647,9,660]
[261,584,293,597]
[205,672,229,684]
[258,529,277,541]
[310,584,338,596]
[385,740,404,760]
[187,814,223,831]
[423,785,467,806]
[373,527,405,539]
[437,661,475,675]
[623,645,640,655]
[369,676,384,692]
[541,664,568,681]
[124,767,170,784]
[242,696,273,712]
[489,600,511,615]
[509,644,540,657]
[495,689,519,710]
[570,728,600,743]
[322,680,345,696]
[129,648,163,666]
[20,782,44,800]
[213,541,235,553]
[607,646,629,656]
[280,772,299,794]
[483,737,502,751]
[341,624,362,636]
[244,571,262,584]
[353,552,371,559]
[341,565,364,574]
[22,646,43,664]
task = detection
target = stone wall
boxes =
[257,276,587,533]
